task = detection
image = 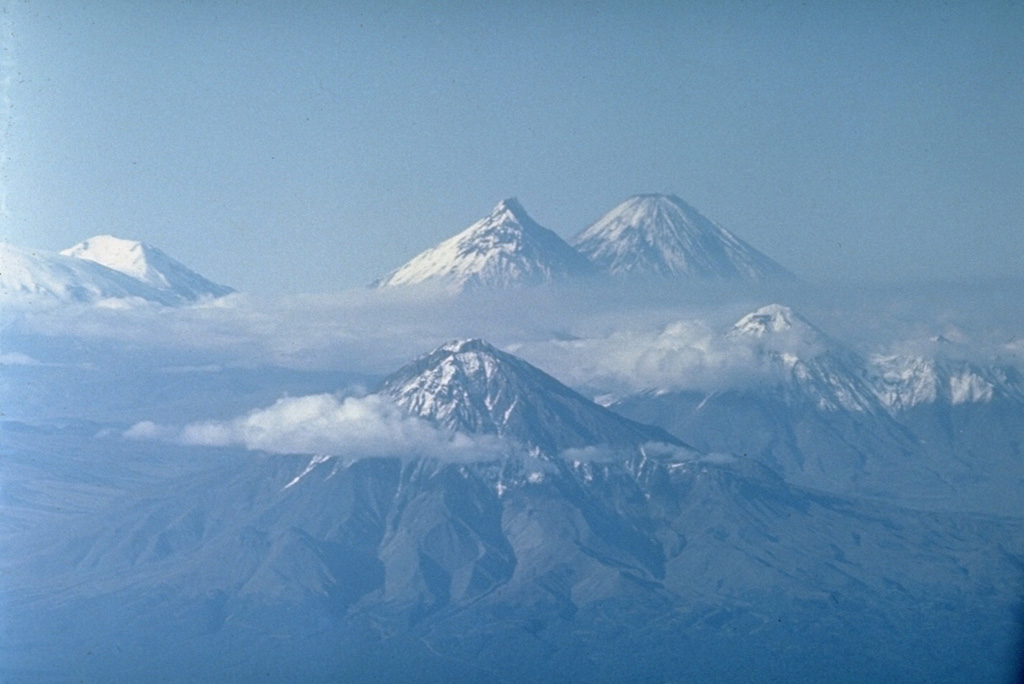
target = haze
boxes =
[2,1,1022,294]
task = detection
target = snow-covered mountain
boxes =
[611,303,1024,510]
[4,318,1024,683]
[869,354,1024,410]
[571,194,796,282]
[725,304,882,413]
[61,235,235,301]
[1,237,234,305]
[612,304,934,500]
[379,338,684,455]
[722,304,1024,414]
[374,199,595,292]
[0,242,171,304]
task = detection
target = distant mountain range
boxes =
[611,303,1024,512]
[1,235,234,305]
[3,192,796,301]
[375,194,796,292]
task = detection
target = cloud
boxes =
[127,392,507,460]
[0,351,42,366]
[123,420,178,441]
[7,276,1024,401]
[558,441,701,464]
[512,318,778,396]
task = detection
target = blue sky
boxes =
[1,1,1021,294]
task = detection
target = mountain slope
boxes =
[379,338,684,455]
[374,199,595,292]
[610,304,1024,513]
[571,194,796,281]
[726,304,882,413]
[612,304,942,502]
[4,428,1021,684]
[0,242,178,305]
[61,235,235,301]
[870,354,1024,410]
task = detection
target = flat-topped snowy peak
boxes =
[61,235,234,301]
[571,194,796,281]
[379,338,683,454]
[0,242,167,304]
[374,199,594,292]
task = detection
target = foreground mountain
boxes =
[2,327,1023,683]
[61,235,235,301]
[373,199,595,292]
[379,338,684,455]
[571,194,797,282]
[3,423,1021,684]
[1,237,234,305]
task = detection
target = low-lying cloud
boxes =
[126,392,507,460]
[513,319,778,397]
[8,278,1024,405]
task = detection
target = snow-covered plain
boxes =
[2,220,1024,683]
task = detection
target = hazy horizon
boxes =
[1,1,1021,294]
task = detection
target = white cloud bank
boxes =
[126,393,505,460]
[513,319,776,397]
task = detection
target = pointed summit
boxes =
[489,197,529,221]
[726,304,881,413]
[727,304,817,340]
[379,338,683,454]
[373,199,594,292]
[61,235,234,301]
[571,194,796,282]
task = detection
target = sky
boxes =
[0,0,1021,295]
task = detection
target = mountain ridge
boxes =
[378,338,686,456]
[373,199,595,292]
[373,193,798,292]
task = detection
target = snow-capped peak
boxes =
[373,199,594,292]
[379,338,683,454]
[489,197,529,222]
[728,304,815,339]
[437,338,499,355]
[1,242,162,304]
[61,235,234,301]
[61,235,166,287]
[725,305,883,413]
[571,194,796,281]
